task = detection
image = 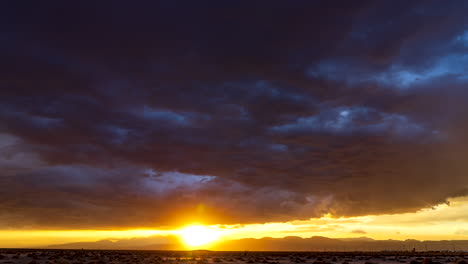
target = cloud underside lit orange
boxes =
[1,196,467,248]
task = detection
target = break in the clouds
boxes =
[1,0,468,228]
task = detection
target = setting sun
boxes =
[179,225,221,247]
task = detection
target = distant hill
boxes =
[215,236,468,251]
[338,237,376,242]
[47,235,183,250]
[46,235,468,251]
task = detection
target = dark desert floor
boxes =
[0,250,467,264]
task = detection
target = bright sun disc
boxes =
[179,225,220,247]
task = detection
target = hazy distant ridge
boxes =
[215,236,468,251]
[47,236,468,251]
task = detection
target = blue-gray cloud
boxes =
[1,0,468,228]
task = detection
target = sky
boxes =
[1,0,468,248]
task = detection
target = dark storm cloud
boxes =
[1,0,468,228]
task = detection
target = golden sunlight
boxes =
[0,198,467,248]
[179,225,221,247]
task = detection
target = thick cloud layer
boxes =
[1,0,468,228]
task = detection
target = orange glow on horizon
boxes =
[178,225,222,248]
[0,196,467,248]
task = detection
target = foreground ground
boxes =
[0,249,466,264]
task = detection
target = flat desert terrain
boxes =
[0,250,467,264]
